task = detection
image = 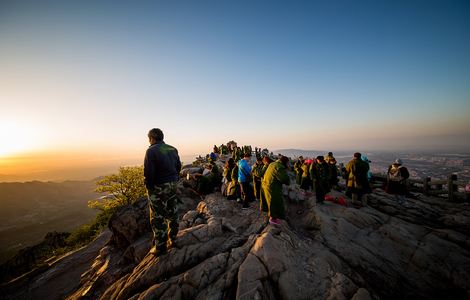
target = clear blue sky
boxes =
[1,0,469,164]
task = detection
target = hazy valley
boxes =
[0,180,99,263]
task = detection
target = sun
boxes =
[0,121,37,157]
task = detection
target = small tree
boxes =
[88,166,147,211]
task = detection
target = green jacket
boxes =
[310,161,331,193]
[294,160,304,184]
[262,160,290,218]
[252,162,265,180]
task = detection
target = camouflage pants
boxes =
[148,182,179,253]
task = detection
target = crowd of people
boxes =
[207,143,410,224]
[142,129,410,256]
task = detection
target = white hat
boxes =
[394,158,402,165]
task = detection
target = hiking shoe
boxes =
[269,218,282,226]
[236,198,242,203]
[242,204,250,210]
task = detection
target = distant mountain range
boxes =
[273,149,355,158]
[0,180,100,263]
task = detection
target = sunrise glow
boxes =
[0,121,39,158]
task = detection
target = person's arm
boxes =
[144,149,156,190]
[175,149,182,173]
[243,161,252,175]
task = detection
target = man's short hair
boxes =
[148,128,164,141]
[354,152,362,159]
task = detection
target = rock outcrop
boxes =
[2,176,470,299]
[69,185,469,299]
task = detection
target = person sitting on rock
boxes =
[386,158,410,205]
[192,163,219,195]
[222,158,236,196]
[226,162,240,200]
[262,156,290,225]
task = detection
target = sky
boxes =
[0,0,469,181]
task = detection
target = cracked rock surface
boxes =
[3,183,470,300]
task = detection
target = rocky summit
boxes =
[1,170,470,299]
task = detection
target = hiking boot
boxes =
[269,218,282,226]
[242,204,250,210]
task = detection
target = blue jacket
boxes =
[144,141,181,189]
[238,159,252,183]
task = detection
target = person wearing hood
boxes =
[262,156,290,225]
[386,158,410,204]
[361,155,373,182]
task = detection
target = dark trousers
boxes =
[240,181,254,205]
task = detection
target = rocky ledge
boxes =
[2,183,470,300]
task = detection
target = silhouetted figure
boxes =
[325,152,339,189]
[311,156,331,204]
[386,158,410,205]
[345,152,370,207]
[144,128,181,256]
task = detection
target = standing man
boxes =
[310,156,330,204]
[144,128,181,256]
[238,152,254,209]
[345,152,369,207]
